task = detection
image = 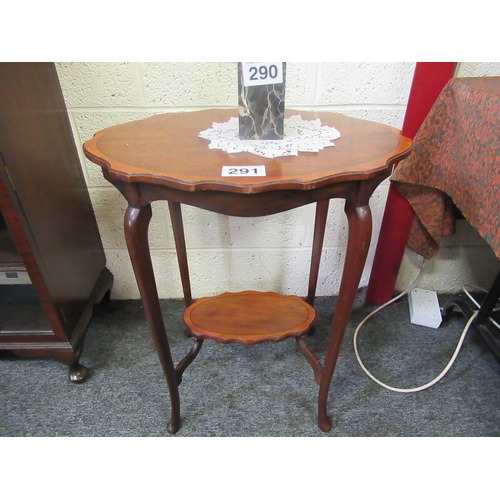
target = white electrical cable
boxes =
[462,287,500,330]
[354,308,478,393]
[353,256,497,393]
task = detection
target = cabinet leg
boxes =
[318,202,372,432]
[98,289,113,312]
[68,361,89,383]
[125,204,181,434]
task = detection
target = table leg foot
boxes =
[318,413,332,432]
[167,417,181,435]
[318,387,333,432]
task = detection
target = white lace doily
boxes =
[198,115,341,158]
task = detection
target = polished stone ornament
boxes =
[238,62,286,140]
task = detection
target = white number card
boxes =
[242,63,284,87]
[221,166,266,177]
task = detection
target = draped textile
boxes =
[391,77,500,260]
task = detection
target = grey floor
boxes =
[1,292,500,437]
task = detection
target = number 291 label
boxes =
[221,166,266,177]
[242,62,284,87]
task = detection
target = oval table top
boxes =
[183,291,316,345]
[83,109,411,194]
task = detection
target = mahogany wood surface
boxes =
[84,109,411,193]
[0,63,112,381]
[84,108,411,434]
[184,291,315,344]
[0,64,107,332]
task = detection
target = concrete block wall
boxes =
[56,62,500,300]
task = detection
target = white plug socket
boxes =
[408,288,442,329]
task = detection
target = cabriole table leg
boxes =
[124,204,181,434]
[318,201,372,432]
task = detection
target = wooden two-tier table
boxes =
[84,109,411,434]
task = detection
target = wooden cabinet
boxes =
[0,62,113,382]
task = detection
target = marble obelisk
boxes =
[238,62,286,140]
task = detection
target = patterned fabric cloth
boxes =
[391,77,500,260]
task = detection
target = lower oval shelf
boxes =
[183,290,316,345]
